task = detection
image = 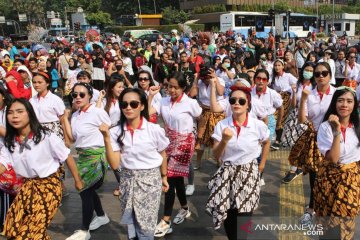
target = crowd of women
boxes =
[0,29,357,240]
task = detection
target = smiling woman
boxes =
[314,87,360,239]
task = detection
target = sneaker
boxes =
[260,178,265,186]
[185,185,195,196]
[154,219,173,237]
[282,169,303,184]
[66,230,91,240]
[300,211,314,226]
[89,214,110,231]
[270,142,280,150]
[173,208,191,225]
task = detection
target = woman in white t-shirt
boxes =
[148,72,202,237]
[0,98,81,239]
[63,83,112,240]
[314,87,360,239]
[206,87,270,240]
[99,88,169,239]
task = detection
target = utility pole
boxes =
[153,0,157,14]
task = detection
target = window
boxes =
[345,23,350,31]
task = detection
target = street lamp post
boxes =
[286,10,291,42]
[153,0,157,14]
[138,0,143,26]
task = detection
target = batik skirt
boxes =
[288,122,323,173]
[206,160,260,229]
[314,161,360,240]
[76,147,107,192]
[3,170,62,240]
[119,168,162,237]
[196,108,225,148]
[274,91,291,128]
[165,126,195,178]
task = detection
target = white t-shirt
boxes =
[251,87,283,116]
[153,94,202,134]
[101,98,121,127]
[30,91,65,123]
[317,121,360,164]
[110,118,170,169]
[198,78,225,107]
[303,86,335,131]
[343,63,360,82]
[212,116,270,165]
[272,72,297,93]
[0,133,70,178]
[71,104,111,148]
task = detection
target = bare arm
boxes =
[325,115,341,164]
[258,139,270,173]
[99,124,121,169]
[62,109,74,142]
[65,155,83,190]
[0,164,6,175]
[209,78,225,113]
[298,89,310,123]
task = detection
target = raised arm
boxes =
[99,123,121,170]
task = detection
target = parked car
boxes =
[122,29,159,42]
[137,33,171,43]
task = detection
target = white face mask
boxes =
[303,70,313,79]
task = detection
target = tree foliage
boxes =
[86,11,113,26]
[162,7,189,24]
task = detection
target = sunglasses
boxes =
[71,92,86,98]
[120,101,140,109]
[349,56,356,59]
[229,97,247,106]
[138,77,150,82]
[255,77,268,82]
[314,70,329,78]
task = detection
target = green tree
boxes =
[162,6,189,24]
[86,11,113,26]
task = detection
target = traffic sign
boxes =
[0,16,5,24]
[18,14,27,22]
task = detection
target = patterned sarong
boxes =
[288,122,323,173]
[76,147,107,192]
[165,127,195,178]
[119,168,162,237]
[206,160,260,229]
[4,170,62,239]
[196,108,225,147]
[314,161,359,239]
[274,91,291,128]
[41,121,64,141]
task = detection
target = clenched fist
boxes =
[222,128,233,142]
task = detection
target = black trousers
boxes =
[308,170,316,209]
[0,190,15,231]
[80,178,105,230]
[224,209,253,240]
[319,224,340,240]
[164,177,187,217]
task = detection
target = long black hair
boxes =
[322,88,360,146]
[297,61,316,89]
[0,85,13,107]
[105,76,125,114]
[4,98,49,153]
[116,88,149,148]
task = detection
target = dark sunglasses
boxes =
[120,101,140,109]
[314,70,329,78]
[71,92,86,98]
[138,77,150,82]
[229,97,247,106]
[349,56,357,59]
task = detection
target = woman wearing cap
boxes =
[0,98,81,239]
[206,86,270,240]
[63,82,112,240]
[291,62,336,226]
[99,88,169,239]
[4,70,31,100]
[147,72,202,237]
[270,59,297,150]
[314,86,360,239]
